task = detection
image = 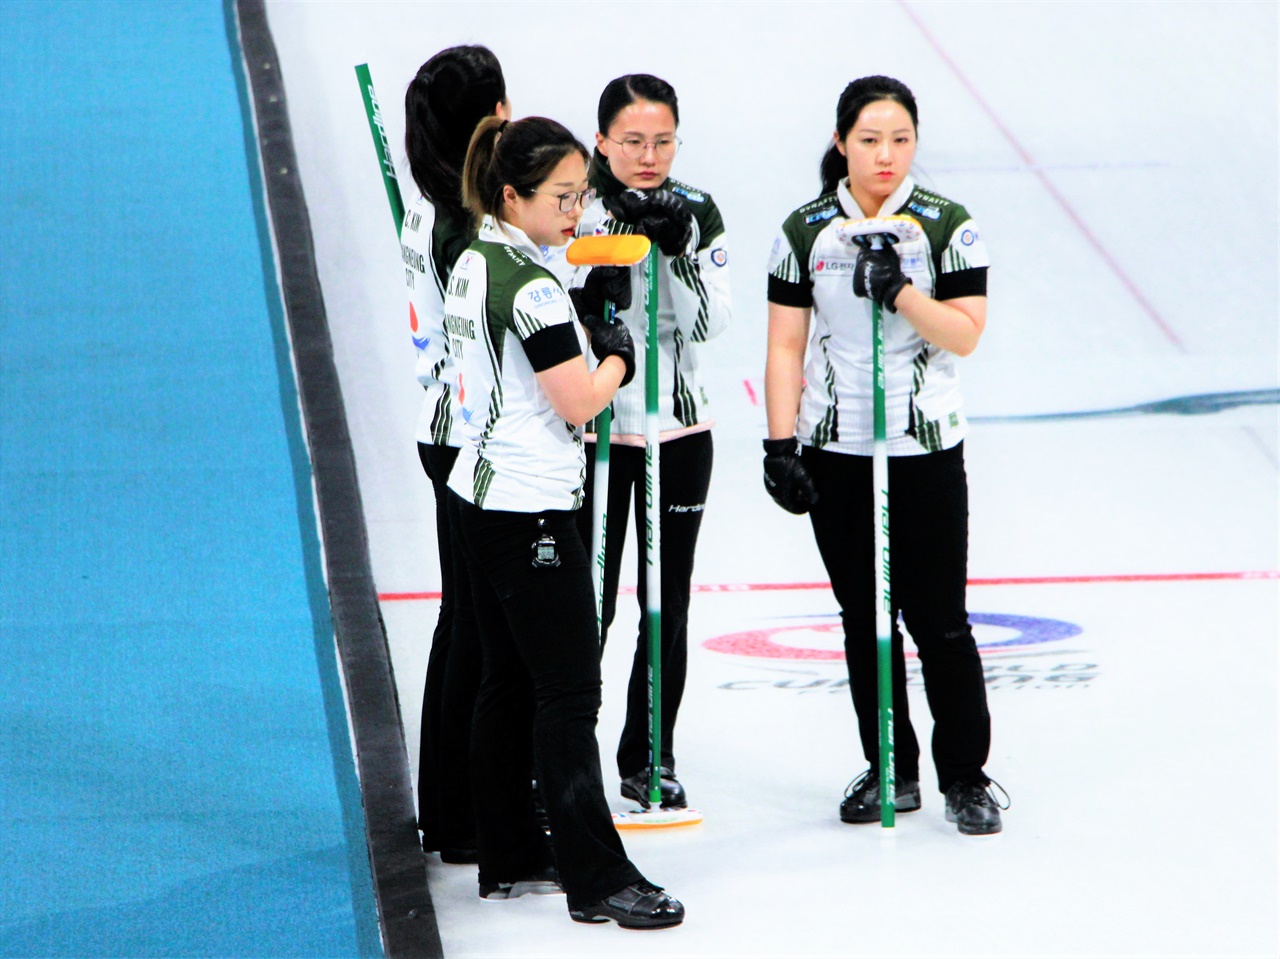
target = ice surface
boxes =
[265,2,1277,954]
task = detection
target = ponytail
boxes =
[462,116,590,227]
[404,45,506,214]
[819,75,919,195]
[461,116,508,220]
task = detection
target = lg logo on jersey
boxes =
[814,258,857,274]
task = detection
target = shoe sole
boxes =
[840,795,923,824]
[945,809,1002,835]
[570,910,684,929]
[620,784,688,811]
[481,881,563,900]
[440,850,479,864]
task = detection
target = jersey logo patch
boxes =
[805,206,838,224]
[960,228,979,246]
[908,201,941,220]
[710,247,727,267]
[670,184,705,202]
[899,254,926,272]
[524,284,564,307]
[814,257,857,274]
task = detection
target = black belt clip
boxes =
[531,517,560,569]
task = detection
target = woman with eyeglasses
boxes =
[401,44,508,865]
[444,114,684,928]
[763,76,1005,835]
[569,74,731,813]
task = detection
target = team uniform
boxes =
[400,194,480,859]
[444,215,648,910]
[768,175,994,795]
[570,152,731,785]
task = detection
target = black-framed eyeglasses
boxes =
[536,188,597,213]
[607,135,681,160]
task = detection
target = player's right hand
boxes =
[579,312,636,387]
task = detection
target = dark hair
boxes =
[819,76,919,194]
[462,116,590,226]
[597,73,679,135]
[404,45,506,214]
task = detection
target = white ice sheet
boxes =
[265,2,1278,954]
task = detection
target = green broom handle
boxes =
[354,63,405,238]
[592,302,615,635]
[644,252,663,807]
[871,262,895,828]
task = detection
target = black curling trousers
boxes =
[415,443,479,853]
[575,430,713,778]
[803,442,991,793]
[453,496,643,910]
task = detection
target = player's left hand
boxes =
[605,188,693,257]
[853,244,912,313]
[572,264,633,316]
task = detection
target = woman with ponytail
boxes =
[401,45,507,865]
[443,115,684,928]
[764,76,1007,835]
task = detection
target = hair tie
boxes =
[493,118,509,146]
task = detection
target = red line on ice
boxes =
[743,378,758,406]
[377,570,1278,602]
[896,0,1185,352]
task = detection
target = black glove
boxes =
[579,313,636,387]
[604,188,693,257]
[853,243,912,313]
[762,437,818,514]
[571,264,632,318]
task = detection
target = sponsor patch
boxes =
[908,201,941,220]
[960,228,978,246]
[899,254,926,272]
[670,184,705,202]
[524,284,564,307]
[710,247,728,267]
[814,257,857,275]
[805,206,838,224]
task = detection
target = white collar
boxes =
[837,175,917,219]
[479,215,552,264]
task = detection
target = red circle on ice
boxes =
[702,614,1081,660]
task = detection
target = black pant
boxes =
[804,442,990,792]
[415,443,480,852]
[454,497,643,910]
[576,430,712,777]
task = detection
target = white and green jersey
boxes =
[445,216,590,512]
[768,176,989,456]
[571,153,731,439]
[401,194,473,448]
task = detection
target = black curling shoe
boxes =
[620,767,687,809]
[570,881,685,929]
[439,845,479,865]
[944,779,1009,835]
[839,768,922,823]
[479,865,563,900]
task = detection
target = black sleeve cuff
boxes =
[935,267,987,300]
[522,323,584,373]
[767,274,812,308]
